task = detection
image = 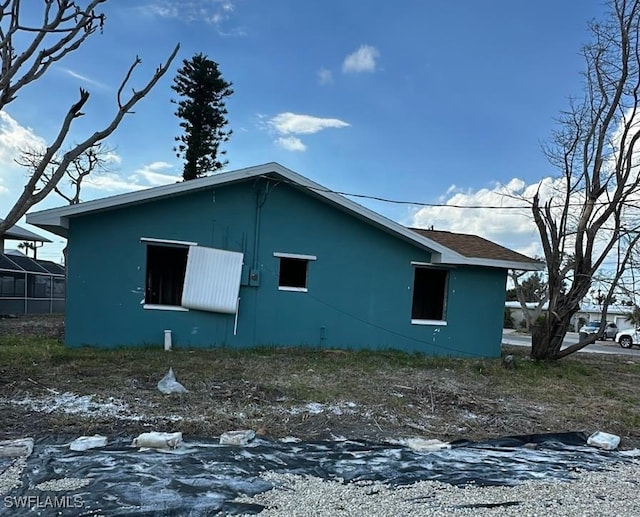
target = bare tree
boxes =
[0,1,179,235]
[17,142,117,205]
[531,0,640,360]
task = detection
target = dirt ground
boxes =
[2,314,640,448]
[0,314,65,340]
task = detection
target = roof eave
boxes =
[443,257,545,271]
[26,162,284,232]
[26,162,541,271]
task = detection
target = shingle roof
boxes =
[409,228,540,264]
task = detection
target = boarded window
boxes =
[145,244,188,306]
[411,268,448,321]
[145,243,243,313]
[181,246,244,314]
[279,258,309,290]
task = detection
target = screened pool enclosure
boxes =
[0,253,65,315]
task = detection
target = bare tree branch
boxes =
[0,43,179,233]
[17,142,117,205]
[0,1,180,236]
[0,1,107,106]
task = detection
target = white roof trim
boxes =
[26,162,542,271]
[0,219,52,242]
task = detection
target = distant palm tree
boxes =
[626,306,640,328]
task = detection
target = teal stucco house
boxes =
[27,163,541,357]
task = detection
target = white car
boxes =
[616,328,640,349]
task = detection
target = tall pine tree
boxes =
[172,53,233,180]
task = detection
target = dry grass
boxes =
[1,321,640,446]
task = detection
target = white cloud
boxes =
[58,68,109,89]
[0,111,46,167]
[133,162,180,185]
[0,112,177,198]
[265,112,349,152]
[269,112,349,135]
[85,161,180,192]
[84,174,149,192]
[143,0,243,33]
[409,177,546,257]
[144,4,178,18]
[342,45,380,74]
[276,136,306,152]
[102,150,122,165]
[318,68,334,85]
[0,111,46,197]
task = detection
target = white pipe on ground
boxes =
[164,330,172,351]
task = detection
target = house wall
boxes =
[65,179,507,357]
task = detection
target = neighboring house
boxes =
[574,303,633,330]
[505,301,633,331]
[27,163,541,356]
[0,222,65,315]
[0,218,52,258]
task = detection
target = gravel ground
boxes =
[235,463,640,516]
[0,458,25,496]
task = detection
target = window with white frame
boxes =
[411,267,448,323]
[274,252,316,292]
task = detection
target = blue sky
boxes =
[0,0,606,262]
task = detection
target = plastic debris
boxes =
[157,367,188,394]
[0,438,33,458]
[587,431,620,450]
[132,432,183,449]
[404,438,451,452]
[220,430,256,446]
[69,435,108,451]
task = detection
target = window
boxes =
[411,268,448,323]
[143,239,244,313]
[279,258,308,290]
[145,244,188,306]
[274,253,316,292]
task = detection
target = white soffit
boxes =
[181,246,243,314]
